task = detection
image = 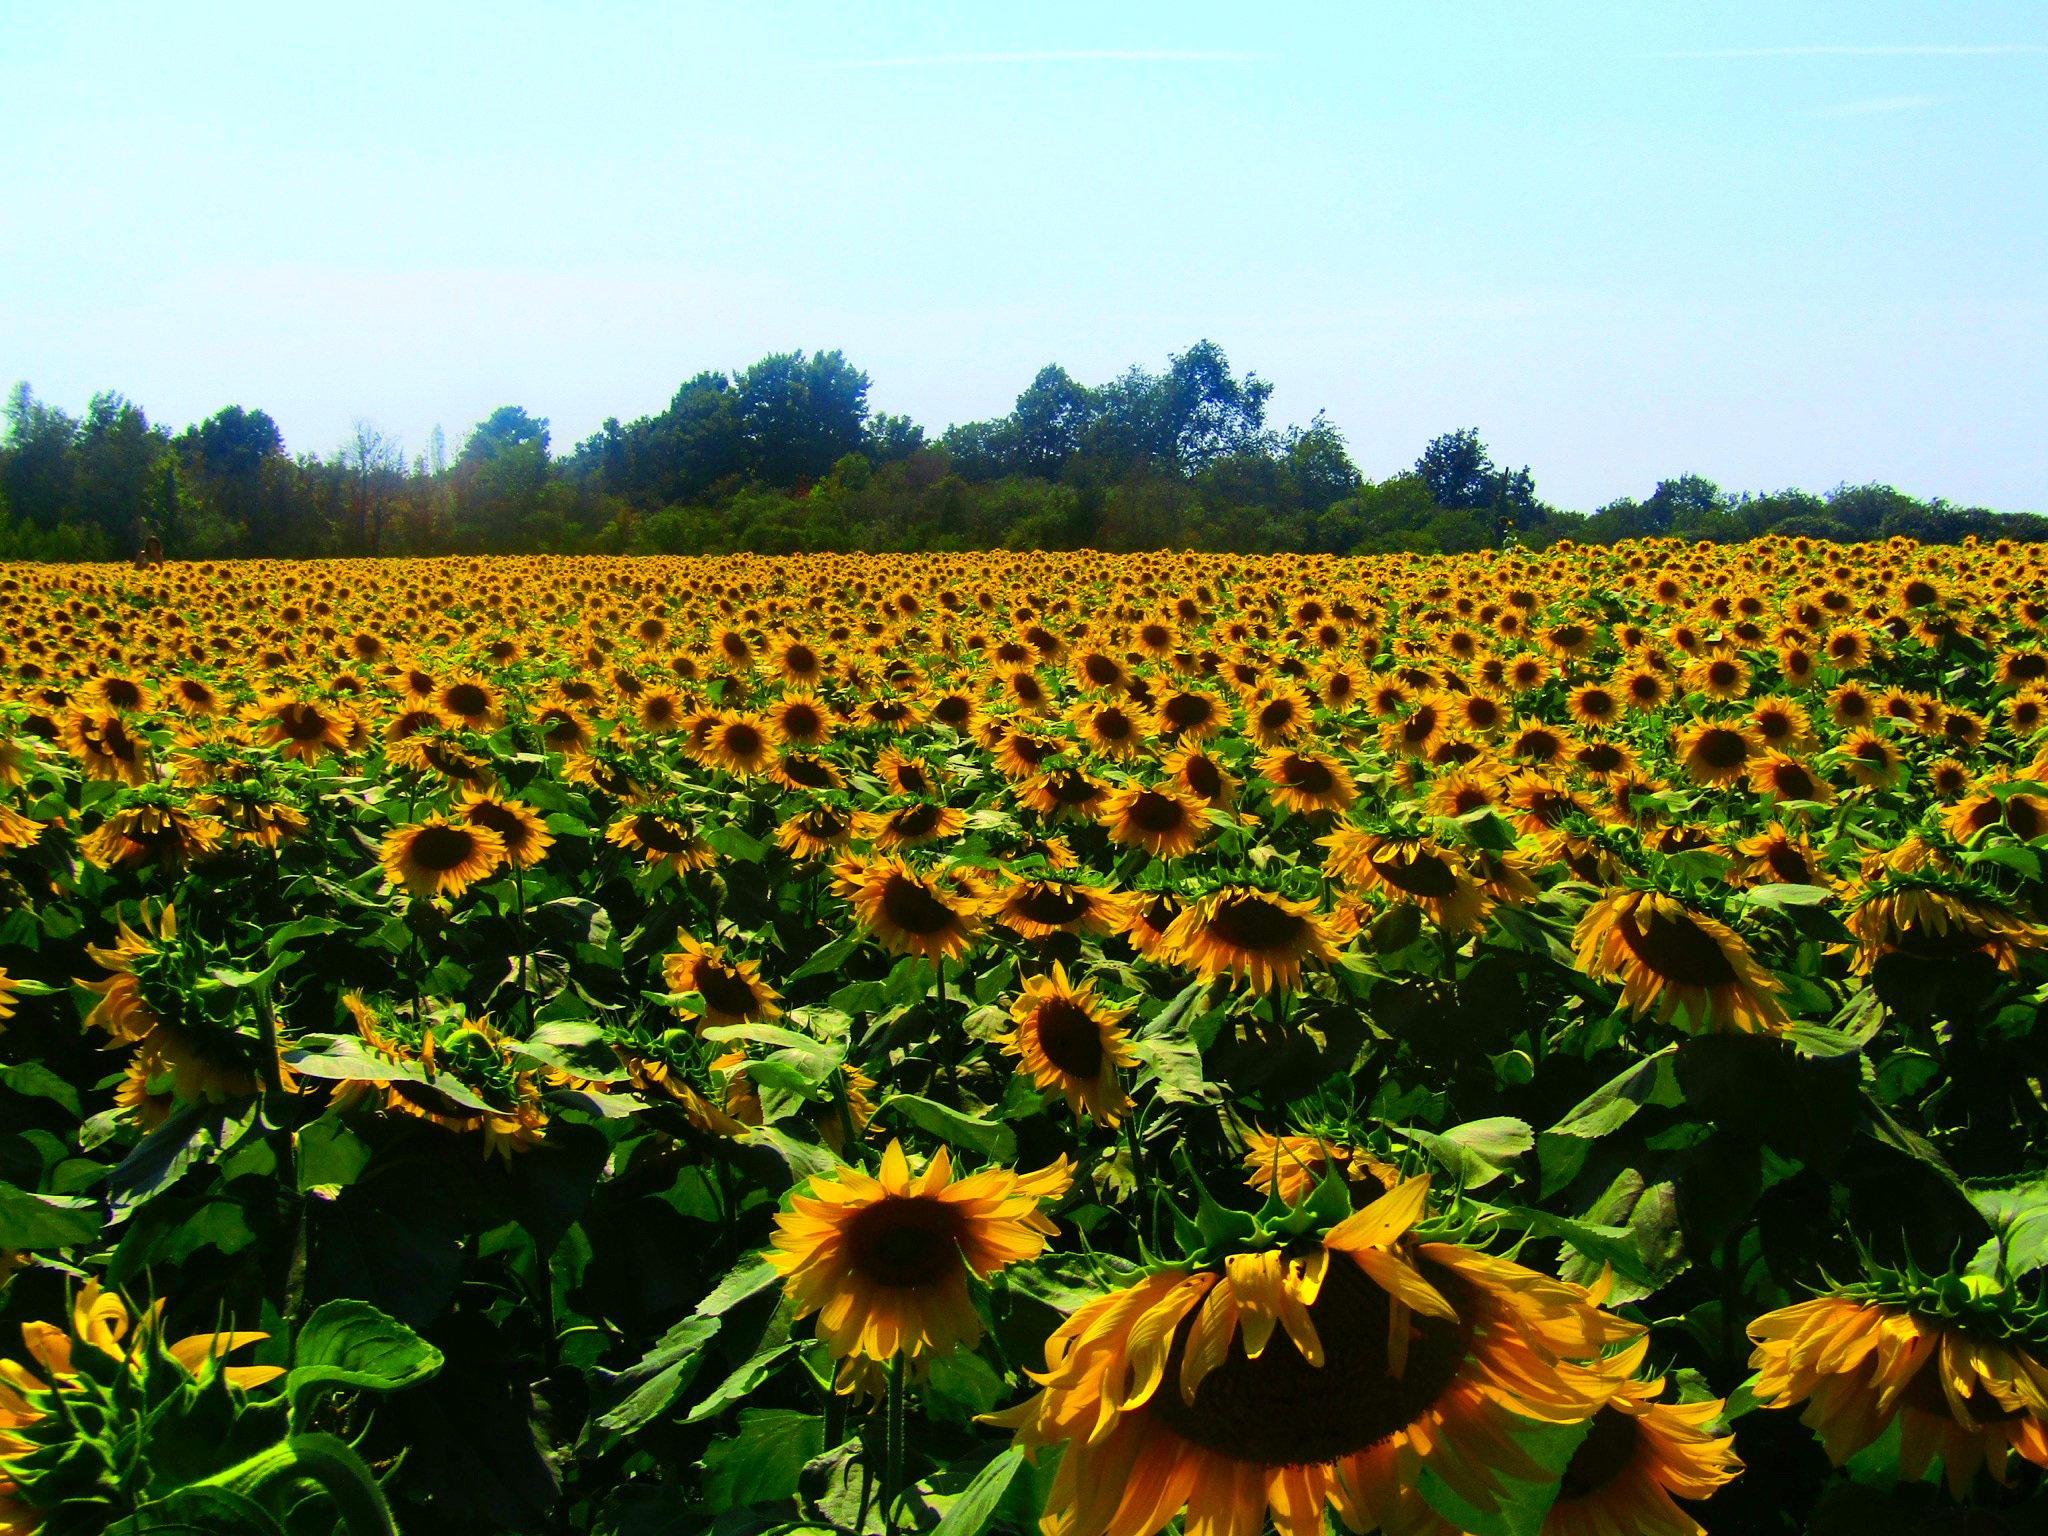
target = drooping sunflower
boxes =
[775,802,855,860]
[663,932,783,1027]
[839,856,989,963]
[767,1140,1072,1391]
[79,799,226,872]
[458,786,554,868]
[335,995,547,1161]
[1539,1337,1742,1536]
[1842,846,2048,974]
[606,809,717,875]
[995,962,1138,1126]
[379,814,507,898]
[1748,1288,2048,1496]
[1160,886,1339,995]
[1942,788,2048,845]
[1154,687,1226,742]
[64,711,151,784]
[1730,823,1830,888]
[1099,782,1209,859]
[1573,889,1789,1034]
[0,968,19,1027]
[1258,747,1357,816]
[987,1175,1640,1536]
[1321,828,1491,935]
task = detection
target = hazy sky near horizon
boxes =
[4,1,2044,511]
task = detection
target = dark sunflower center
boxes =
[781,756,837,788]
[1151,1251,1469,1466]
[632,816,689,854]
[410,823,484,872]
[1013,886,1092,926]
[1618,904,1738,988]
[893,763,930,794]
[1464,699,1501,728]
[1258,700,1297,733]
[1577,691,1614,718]
[1044,773,1105,806]
[1281,755,1334,794]
[1205,894,1305,952]
[694,962,761,1018]
[643,696,678,726]
[1770,764,1818,798]
[1708,661,1740,688]
[1130,791,1191,834]
[1083,654,1122,686]
[784,644,819,675]
[102,678,144,709]
[722,723,764,758]
[1579,743,1625,774]
[1764,843,1813,883]
[2007,798,2044,840]
[1556,1404,1642,1499]
[280,703,333,740]
[891,803,944,838]
[1141,625,1172,649]
[465,803,530,853]
[932,695,971,726]
[443,683,490,717]
[1695,729,1750,770]
[1371,852,1459,899]
[880,874,960,935]
[1033,996,1106,1077]
[1181,756,1224,799]
[1401,707,1440,745]
[1093,709,1134,740]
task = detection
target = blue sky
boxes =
[3,1,2043,510]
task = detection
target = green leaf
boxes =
[1397,1117,1533,1190]
[788,930,860,983]
[682,1338,800,1425]
[287,1299,445,1429]
[0,1060,82,1117]
[931,1447,1028,1536]
[594,1314,721,1433]
[875,1094,1017,1162]
[700,1408,825,1510]
[699,1255,782,1316]
[1418,1415,1587,1536]
[0,1179,101,1249]
[295,1114,372,1192]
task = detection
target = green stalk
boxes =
[884,1355,907,1535]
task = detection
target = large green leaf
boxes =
[700,1408,824,1510]
[287,1299,445,1429]
[0,1179,101,1249]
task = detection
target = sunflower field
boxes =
[2,538,2048,1536]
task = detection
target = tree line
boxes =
[3,342,2039,562]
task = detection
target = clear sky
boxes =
[4,1,2043,511]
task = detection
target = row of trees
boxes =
[4,345,2039,561]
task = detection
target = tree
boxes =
[338,419,407,553]
[734,351,871,485]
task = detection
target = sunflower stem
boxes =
[1122,1107,1152,1241]
[884,1354,908,1534]
[1439,922,1459,984]
[513,859,531,1034]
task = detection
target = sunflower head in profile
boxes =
[534,703,594,755]
[606,807,716,876]
[1241,1130,1401,1210]
[1748,1264,2048,1497]
[1730,822,1829,889]
[995,963,1138,1126]
[337,996,547,1162]
[1161,885,1339,995]
[839,855,990,963]
[1320,827,1491,935]
[767,1140,1072,1391]
[986,1174,1641,1536]
[458,786,554,868]
[1258,747,1357,817]
[1842,843,2048,976]
[989,877,1130,942]
[379,813,507,899]
[1117,890,1186,961]
[79,792,226,873]
[663,932,783,1028]
[79,903,178,1044]
[1573,887,1789,1034]
[1099,781,1209,859]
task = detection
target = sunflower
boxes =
[458,786,554,868]
[379,814,507,898]
[861,800,966,852]
[1540,1338,1742,1536]
[1425,765,1504,819]
[1161,744,1238,809]
[1748,750,1835,806]
[1245,685,1313,748]
[664,932,783,1028]
[766,1140,1072,1390]
[840,856,989,963]
[336,995,547,1159]
[1731,823,1829,888]
[1573,889,1789,1034]
[79,800,226,872]
[1567,683,1623,731]
[1385,695,1454,756]
[1118,891,1186,960]
[64,711,151,784]
[1843,864,2048,975]
[1161,886,1339,995]
[1942,788,2048,845]
[873,747,941,798]
[0,967,19,1027]
[535,703,594,754]
[702,713,775,778]
[987,1176,1639,1536]
[79,905,176,1044]
[434,672,503,728]
[1748,1291,2048,1496]
[1018,767,1113,822]
[1259,747,1356,816]
[993,727,1065,780]
[1241,1130,1400,1209]
[1099,782,1209,859]
[1838,728,1903,790]
[991,878,1130,941]
[1074,698,1146,758]
[776,803,855,860]
[767,636,829,688]
[995,963,1138,1125]
[1684,652,1750,702]
[1673,718,1764,788]
[606,809,717,875]
[1321,829,1491,935]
